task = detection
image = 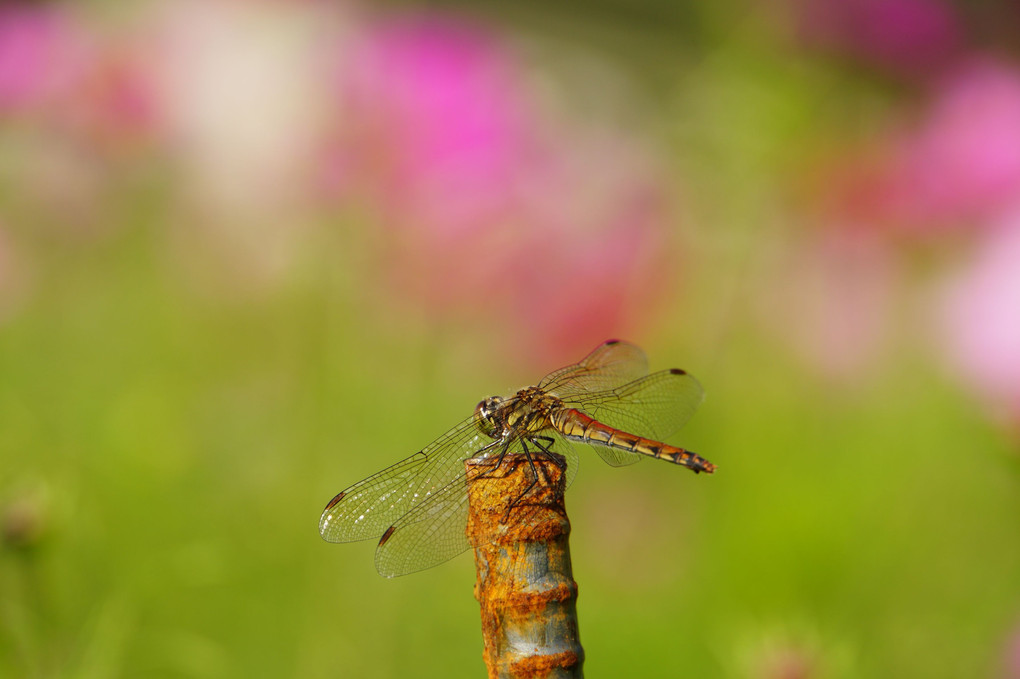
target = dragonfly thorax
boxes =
[474,388,563,440]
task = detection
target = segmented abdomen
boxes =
[552,408,716,474]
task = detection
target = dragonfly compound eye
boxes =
[474,396,504,438]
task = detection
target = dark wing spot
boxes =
[669,368,687,375]
[605,339,621,346]
[324,491,346,510]
[378,525,397,547]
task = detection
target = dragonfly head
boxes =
[474,396,505,439]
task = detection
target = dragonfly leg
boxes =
[472,438,516,481]
[530,436,566,469]
[499,438,545,521]
[473,437,554,521]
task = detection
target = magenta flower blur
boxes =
[336,15,538,237]
[938,212,1020,421]
[798,0,961,76]
[66,42,163,152]
[810,58,1020,237]
[897,60,1020,227]
[328,15,671,362]
[0,6,86,112]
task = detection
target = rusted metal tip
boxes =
[466,453,584,678]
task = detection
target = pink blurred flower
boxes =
[737,632,824,679]
[758,647,814,679]
[938,212,1020,421]
[0,4,161,149]
[60,40,164,154]
[0,6,165,236]
[0,5,88,112]
[895,59,1020,228]
[803,143,905,234]
[760,226,897,382]
[808,58,1020,237]
[798,0,962,76]
[325,15,672,363]
[1004,619,1020,679]
[329,14,538,236]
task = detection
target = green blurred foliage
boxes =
[2,1,1019,678]
[3,227,1017,678]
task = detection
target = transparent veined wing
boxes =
[562,368,705,465]
[540,340,649,398]
[373,472,473,577]
[373,435,581,577]
[318,415,497,544]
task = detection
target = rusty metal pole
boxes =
[465,453,584,679]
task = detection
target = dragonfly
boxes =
[319,339,715,577]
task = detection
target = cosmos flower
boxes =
[0,5,87,113]
[896,59,1020,228]
[937,211,1020,422]
[759,226,897,383]
[331,15,539,237]
[797,0,962,77]
[3,1,677,339]
[803,57,1020,238]
[323,14,672,363]
[0,5,162,235]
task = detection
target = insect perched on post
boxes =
[319,339,716,577]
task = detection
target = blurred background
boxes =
[1,0,1019,676]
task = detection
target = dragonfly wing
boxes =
[374,474,472,577]
[566,369,705,443]
[318,415,493,544]
[537,433,581,487]
[375,435,582,577]
[539,340,649,397]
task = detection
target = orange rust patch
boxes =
[480,581,578,614]
[509,650,583,677]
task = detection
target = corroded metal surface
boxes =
[466,453,584,679]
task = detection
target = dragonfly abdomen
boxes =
[554,408,716,474]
